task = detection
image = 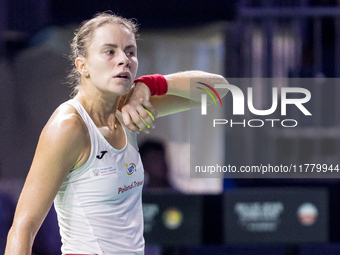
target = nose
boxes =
[118,51,130,67]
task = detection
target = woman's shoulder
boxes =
[50,100,84,126]
[29,101,91,177]
[42,100,89,145]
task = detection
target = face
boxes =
[81,23,138,97]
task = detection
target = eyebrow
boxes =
[100,43,137,50]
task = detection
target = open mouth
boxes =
[115,74,128,78]
[114,72,130,80]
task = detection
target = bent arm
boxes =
[149,70,229,117]
[121,71,228,131]
[5,106,87,255]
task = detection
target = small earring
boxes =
[84,72,89,78]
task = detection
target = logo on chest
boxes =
[92,166,117,177]
[125,163,137,175]
[96,150,108,159]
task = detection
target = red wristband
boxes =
[134,74,168,96]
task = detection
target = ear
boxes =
[75,57,89,77]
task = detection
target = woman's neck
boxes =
[74,89,121,131]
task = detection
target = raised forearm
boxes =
[164,70,229,103]
[123,71,229,123]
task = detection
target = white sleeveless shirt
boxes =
[54,99,145,255]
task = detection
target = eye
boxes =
[126,51,136,57]
[105,50,115,55]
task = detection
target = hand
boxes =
[121,82,158,134]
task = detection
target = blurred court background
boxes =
[1,0,340,254]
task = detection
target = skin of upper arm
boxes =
[10,105,89,237]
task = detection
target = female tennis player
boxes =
[5,12,228,255]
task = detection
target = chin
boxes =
[113,82,133,94]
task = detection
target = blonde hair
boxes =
[67,12,138,96]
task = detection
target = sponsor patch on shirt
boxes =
[118,180,144,194]
[91,166,117,177]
